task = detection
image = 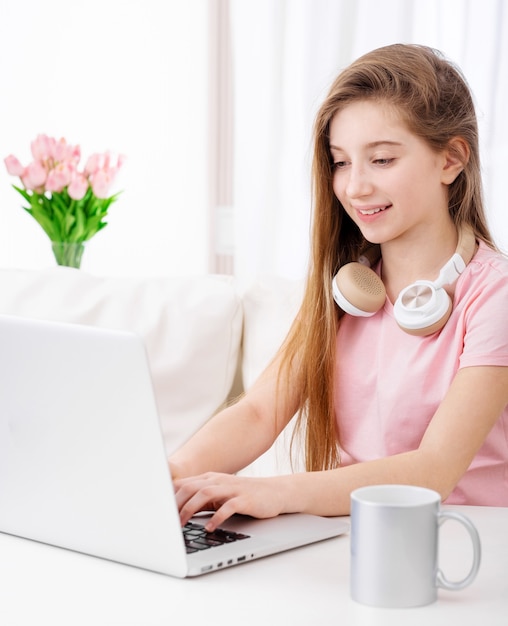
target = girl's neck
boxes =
[379,219,459,303]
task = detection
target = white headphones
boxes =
[332,225,477,336]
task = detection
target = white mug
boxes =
[350,485,481,608]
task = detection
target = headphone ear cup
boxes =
[393,282,452,336]
[332,262,386,317]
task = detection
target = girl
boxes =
[170,44,508,531]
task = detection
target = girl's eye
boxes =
[333,161,348,170]
[374,158,394,166]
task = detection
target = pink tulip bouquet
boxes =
[4,134,125,268]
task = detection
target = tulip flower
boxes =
[45,161,75,193]
[4,154,25,177]
[22,161,47,190]
[68,173,88,201]
[90,169,114,199]
[30,134,53,162]
[84,153,104,176]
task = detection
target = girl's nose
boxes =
[346,165,373,199]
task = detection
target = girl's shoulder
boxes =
[467,241,508,281]
[454,241,508,312]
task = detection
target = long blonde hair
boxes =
[279,44,495,472]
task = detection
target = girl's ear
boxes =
[441,137,470,185]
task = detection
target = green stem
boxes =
[51,242,85,269]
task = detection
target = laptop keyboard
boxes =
[183,521,250,554]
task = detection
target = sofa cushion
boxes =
[241,275,304,388]
[240,275,304,475]
[0,267,243,455]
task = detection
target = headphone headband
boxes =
[433,225,475,289]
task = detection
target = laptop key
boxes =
[185,540,212,551]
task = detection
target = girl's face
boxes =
[329,100,453,245]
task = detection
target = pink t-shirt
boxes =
[334,242,508,505]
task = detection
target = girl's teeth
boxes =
[361,206,387,215]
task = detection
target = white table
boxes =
[1,505,506,626]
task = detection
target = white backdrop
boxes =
[0,0,506,282]
[0,0,208,276]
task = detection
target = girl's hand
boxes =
[173,472,289,532]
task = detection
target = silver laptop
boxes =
[0,314,348,577]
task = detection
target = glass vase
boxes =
[51,241,86,269]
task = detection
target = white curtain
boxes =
[229,0,508,286]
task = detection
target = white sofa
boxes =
[0,267,304,473]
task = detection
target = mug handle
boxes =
[436,511,482,590]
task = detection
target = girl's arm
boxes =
[174,365,508,530]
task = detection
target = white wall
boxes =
[0,0,208,276]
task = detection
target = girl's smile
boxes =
[353,203,392,220]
